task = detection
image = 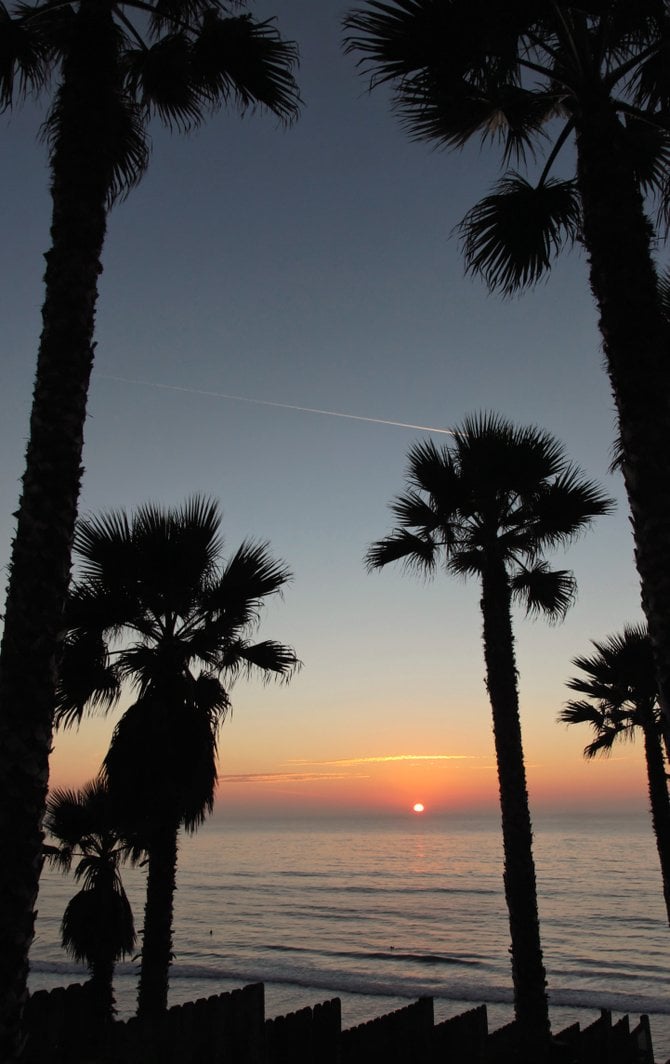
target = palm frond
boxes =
[447,545,484,578]
[511,562,576,621]
[72,852,107,887]
[457,172,581,294]
[480,84,558,165]
[344,0,460,87]
[566,670,627,706]
[658,265,670,321]
[399,75,559,162]
[45,787,89,843]
[147,0,217,37]
[74,508,133,579]
[75,496,221,628]
[221,638,300,681]
[104,94,151,204]
[13,0,75,59]
[44,787,85,870]
[46,778,120,836]
[55,630,121,728]
[102,695,219,836]
[177,494,222,548]
[401,440,468,546]
[370,412,606,613]
[582,726,624,759]
[43,841,71,871]
[131,496,222,600]
[207,540,292,628]
[623,113,670,201]
[558,699,607,729]
[659,264,670,323]
[125,35,201,130]
[191,671,230,720]
[64,577,141,641]
[191,12,300,123]
[527,469,615,548]
[561,624,660,762]
[0,1,50,108]
[405,438,456,498]
[45,778,132,887]
[395,72,507,150]
[559,697,627,759]
[629,33,670,112]
[566,624,657,711]
[344,0,558,167]
[116,643,186,697]
[455,412,567,492]
[61,886,136,965]
[365,529,437,573]
[389,490,441,532]
[43,78,150,206]
[65,496,297,843]
[343,0,534,91]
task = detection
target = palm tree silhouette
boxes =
[344,1,670,788]
[55,496,298,1018]
[43,779,136,1027]
[560,624,670,925]
[0,5,299,1050]
[365,413,612,1054]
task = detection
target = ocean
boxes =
[29,813,670,1060]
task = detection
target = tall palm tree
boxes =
[343,1,670,783]
[55,496,299,1019]
[43,778,136,1026]
[365,413,612,1056]
[560,624,670,925]
[0,4,299,1053]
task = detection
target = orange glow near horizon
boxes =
[46,705,653,819]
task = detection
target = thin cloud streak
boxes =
[99,375,455,436]
[289,754,479,766]
[219,772,370,785]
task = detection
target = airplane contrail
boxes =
[98,374,455,436]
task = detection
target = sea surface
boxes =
[30,813,670,1060]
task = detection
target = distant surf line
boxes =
[99,374,455,436]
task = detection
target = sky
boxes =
[0,0,654,820]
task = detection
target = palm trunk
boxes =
[89,955,115,1057]
[137,826,179,1020]
[574,95,670,750]
[0,8,118,1057]
[641,719,670,926]
[90,957,115,1016]
[480,556,550,1056]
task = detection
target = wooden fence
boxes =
[265,998,341,1064]
[22,981,657,1064]
[23,983,266,1064]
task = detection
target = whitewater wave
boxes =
[263,943,484,967]
[29,959,670,1021]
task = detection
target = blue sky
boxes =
[0,0,651,815]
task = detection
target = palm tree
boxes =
[343,1,670,783]
[55,496,299,1019]
[365,413,612,1056]
[560,624,670,925]
[43,778,136,1026]
[0,4,299,1053]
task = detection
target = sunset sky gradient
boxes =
[1,0,650,819]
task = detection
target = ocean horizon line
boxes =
[200,807,651,828]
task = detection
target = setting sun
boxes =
[412,803,425,814]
